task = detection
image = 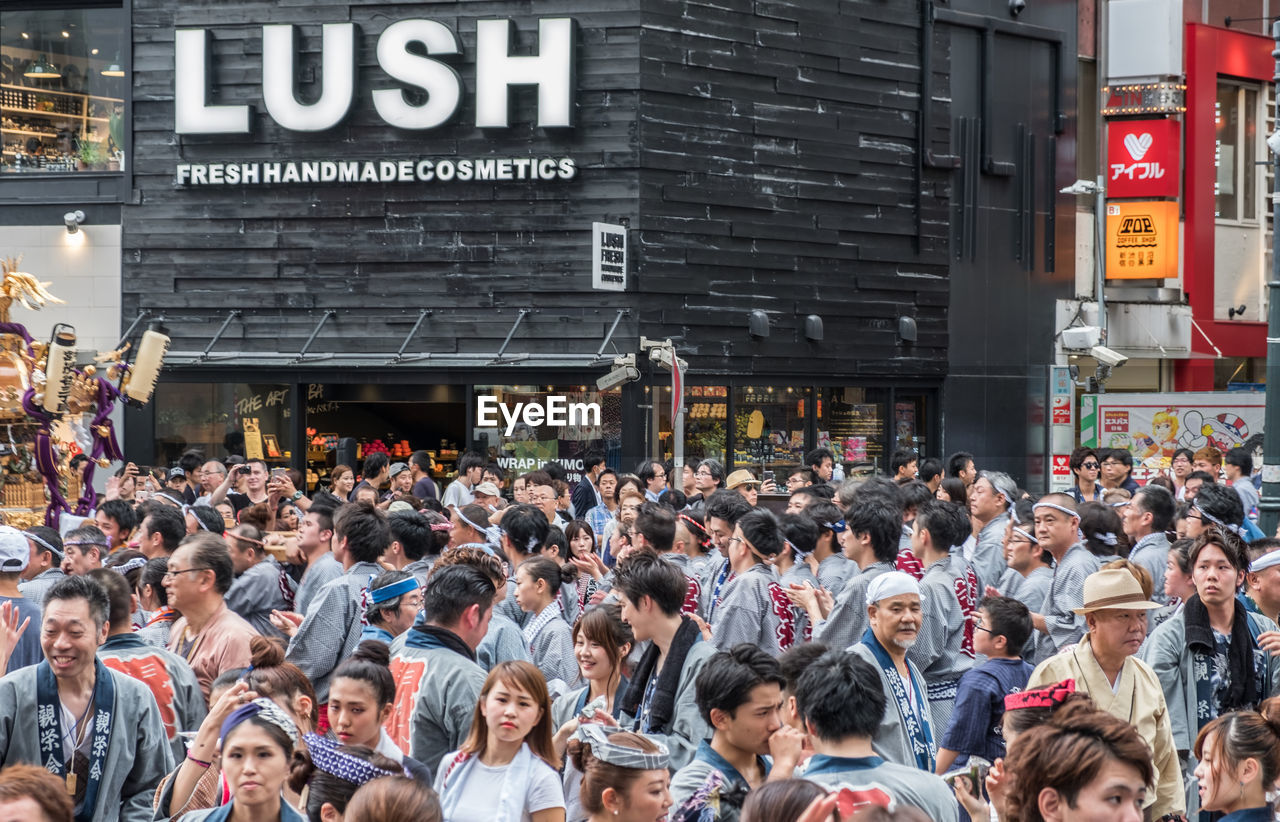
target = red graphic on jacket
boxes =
[956,565,979,658]
[767,581,797,652]
[102,654,178,740]
[385,657,426,752]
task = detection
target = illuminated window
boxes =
[1215,81,1259,222]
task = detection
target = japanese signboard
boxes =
[1105,201,1179,279]
[1106,119,1179,198]
[1080,392,1265,481]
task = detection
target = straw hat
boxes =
[726,469,761,490]
[1072,568,1162,615]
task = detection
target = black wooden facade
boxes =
[105,0,1076,481]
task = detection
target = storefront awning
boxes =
[152,308,632,369]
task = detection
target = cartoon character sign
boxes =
[1133,408,1179,466]
[1179,411,1249,453]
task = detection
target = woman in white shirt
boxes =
[435,660,566,822]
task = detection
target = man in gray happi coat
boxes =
[1028,494,1101,664]
[0,576,172,822]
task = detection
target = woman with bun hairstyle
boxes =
[568,725,670,822]
[327,640,432,783]
[551,604,634,822]
[288,736,402,822]
[344,776,442,822]
[138,556,178,647]
[516,555,579,688]
[1002,706,1153,822]
[1192,710,1280,821]
[708,508,800,657]
[180,698,306,822]
[162,637,319,820]
[497,503,551,619]
[435,660,566,822]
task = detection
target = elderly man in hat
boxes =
[1027,567,1184,821]
[849,571,937,771]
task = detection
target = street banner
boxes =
[1080,392,1265,480]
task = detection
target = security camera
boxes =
[597,365,640,391]
[1060,179,1099,196]
[1267,130,1280,156]
[1090,345,1128,368]
[63,210,85,235]
[1008,0,1026,15]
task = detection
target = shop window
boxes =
[153,383,293,467]
[1215,81,1259,222]
[472,385,622,482]
[732,386,808,474]
[656,385,728,473]
[0,6,127,175]
[817,388,888,472]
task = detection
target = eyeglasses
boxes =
[162,567,210,580]
[973,623,994,634]
[695,469,713,477]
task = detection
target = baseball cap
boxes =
[389,462,410,478]
[168,466,187,481]
[473,482,501,497]
[0,526,29,572]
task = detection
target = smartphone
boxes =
[271,467,287,480]
[763,470,774,483]
[942,758,991,801]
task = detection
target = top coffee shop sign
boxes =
[174,18,578,135]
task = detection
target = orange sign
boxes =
[1106,201,1179,279]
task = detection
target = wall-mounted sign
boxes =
[592,222,627,291]
[1105,201,1179,279]
[1101,83,1186,116]
[174,156,576,187]
[175,17,577,134]
[1106,119,1179,198]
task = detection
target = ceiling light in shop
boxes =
[60,31,70,38]
[24,55,61,80]
[20,33,29,39]
[91,48,99,55]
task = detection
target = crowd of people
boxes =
[0,442,1276,822]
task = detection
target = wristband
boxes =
[186,753,212,769]
[291,491,304,501]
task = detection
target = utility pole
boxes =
[1259,18,1280,536]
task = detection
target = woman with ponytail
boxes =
[516,556,579,689]
[1192,709,1280,821]
[327,640,432,783]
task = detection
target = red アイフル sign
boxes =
[1107,119,1179,199]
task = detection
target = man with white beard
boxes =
[848,571,937,771]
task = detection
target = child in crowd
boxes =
[434,661,566,822]
[516,556,579,690]
[935,595,1034,774]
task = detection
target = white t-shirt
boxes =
[433,752,565,822]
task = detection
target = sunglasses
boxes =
[1081,462,1099,469]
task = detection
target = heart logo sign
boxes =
[1124,133,1153,161]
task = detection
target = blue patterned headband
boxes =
[305,733,403,784]
[369,576,419,604]
[221,698,299,748]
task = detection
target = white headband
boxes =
[866,570,925,604]
[1012,527,1038,544]
[1249,550,1280,574]
[1032,501,1079,520]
